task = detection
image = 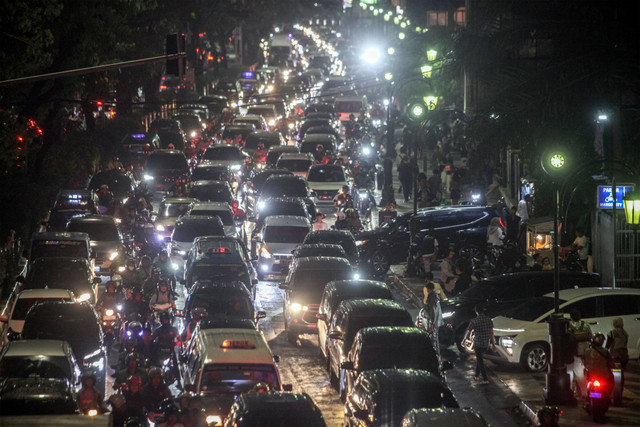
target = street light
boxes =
[427,49,437,61]
[406,101,426,121]
[398,32,406,40]
[623,191,640,225]
[384,72,393,81]
[420,65,432,78]
[387,47,395,55]
[361,47,381,64]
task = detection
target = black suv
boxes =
[184,280,265,324]
[242,169,293,216]
[256,175,317,218]
[430,271,601,351]
[303,230,359,269]
[225,391,326,426]
[143,149,190,194]
[355,206,498,275]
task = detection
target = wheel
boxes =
[329,359,339,389]
[460,328,475,354]
[520,342,550,372]
[287,330,298,344]
[369,251,390,276]
[283,304,288,329]
[325,351,331,372]
[458,244,484,266]
[590,400,607,423]
[455,324,470,353]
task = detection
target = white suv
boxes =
[490,287,640,372]
[186,201,238,238]
[257,215,311,280]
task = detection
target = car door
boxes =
[328,309,346,376]
[601,294,640,359]
[388,216,411,262]
[317,293,331,358]
[562,296,601,333]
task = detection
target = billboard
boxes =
[597,185,634,209]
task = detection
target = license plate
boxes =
[589,392,602,398]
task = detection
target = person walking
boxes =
[397,156,413,203]
[606,317,629,405]
[419,231,438,273]
[464,305,496,384]
[440,249,458,296]
[420,280,444,355]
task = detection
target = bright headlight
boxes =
[501,336,514,348]
[171,263,179,270]
[77,293,91,303]
[109,251,119,261]
[288,123,295,129]
[290,303,308,312]
[355,240,366,246]
[118,266,126,272]
[190,131,197,138]
[362,147,371,156]
[442,311,454,319]
[268,119,275,126]
[156,224,165,232]
[143,174,154,181]
[260,245,272,259]
[258,200,266,210]
[105,309,114,316]
[88,409,98,417]
[206,415,222,425]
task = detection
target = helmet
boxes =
[159,311,171,323]
[316,144,323,150]
[252,382,270,392]
[112,274,123,283]
[128,321,143,336]
[148,367,163,379]
[108,393,126,410]
[81,370,97,384]
[123,336,137,351]
[257,143,265,149]
[127,375,143,389]
[158,279,169,290]
[191,307,208,320]
[125,352,139,364]
[105,280,117,291]
[141,255,152,264]
[349,114,355,120]
[592,332,606,347]
[126,258,136,266]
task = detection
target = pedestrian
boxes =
[397,156,413,202]
[427,168,442,202]
[417,172,429,208]
[606,317,629,404]
[571,228,590,269]
[450,174,461,205]
[486,217,505,247]
[420,279,444,355]
[440,249,458,296]
[380,184,396,208]
[419,231,438,273]
[454,264,471,295]
[464,304,496,384]
[440,164,453,200]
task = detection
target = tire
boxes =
[459,244,484,266]
[283,304,288,330]
[591,400,607,423]
[455,324,470,353]
[329,359,339,389]
[520,342,550,372]
[369,251,390,276]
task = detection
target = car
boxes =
[279,257,355,344]
[241,169,293,217]
[153,197,197,239]
[307,164,348,210]
[220,124,256,145]
[344,369,459,427]
[402,408,489,427]
[178,103,209,121]
[0,289,76,345]
[172,112,203,141]
[169,215,225,273]
[17,258,100,305]
[317,280,393,359]
[87,169,136,203]
[150,118,182,134]
[250,197,311,256]
[302,230,359,269]
[0,340,81,386]
[276,152,315,178]
[298,118,333,140]
[326,300,414,398]
[213,81,239,104]
[184,235,256,287]
[0,377,79,416]
[224,391,326,427]
[341,327,451,399]
[119,133,159,168]
[245,106,280,130]
[21,302,107,394]
[293,243,347,260]
[186,201,238,237]
[304,125,340,141]
[184,280,265,324]
[157,131,188,151]
[243,131,286,157]
[143,149,190,195]
[256,175,316,218]
[490,287,640,372]
[22,232,93,275]
[233,114,268,132]
[201,144,249,173]
[355,206,498,276]
[183,248,255,297]
[266,145,299,168]
[434,271,601,352]
[51,188,100,213]
[300,133,337,155]
[256,215,311,280]
[188,180,235,204]
[192,164,235,182]
[66,214,126,275]
[198,95,230,118]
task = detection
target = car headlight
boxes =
[118,265,126,272]
[290,302,308,312]
[288,122,295,129]
[362,147,371,156]
[171,262,179,270]
[190,131,197,138]
[116,304,123,311]
[500,336,515,356]
[260,245,272,259]
[143,174,154,181]
[156,224,165,232]
[206,415,222,425]
[77,293,91,303]
[268,119,276,126]
[258,200,266,210]
[109,251,119,261]
[442,311,454,319]
[105,309,114,316]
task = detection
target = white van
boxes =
[180,327,288,425]
[334,95,368,123]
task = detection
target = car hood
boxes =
[147,168,187,178]
[492,316,534,334]
[202,392,236,417]
[440,296,472,311]
[354,229,383,242]
[264,242,298,255]
[155,217,178,227]
[90,241,120,252]
[308,181,345,191]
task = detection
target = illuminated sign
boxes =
[598,185,634,209]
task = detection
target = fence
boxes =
[594,210,640,287]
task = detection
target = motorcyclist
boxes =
[181,394,208,427]
[123,287,148,323]
[149,280,176,313]
[320,149,333,165]
[140,255,153,281]
[344,208,363,233]
[143,367,172,414]
[181,307,207,344]
[116,336,145,369]
[97,184,114,214]
[122,375,147,420]
[157,403,184,427]
[96,280,121,311]
[111,274,124,292]
[252,142,268,163]
[345,114,357,139]
[114,353,148,389]
[153,250,176,288]
[314,144,325,163]
[333,185,352,212]
[584,333,615,386]
[77,371,106,414]
[143,267,161,300]
[121,258,145,289]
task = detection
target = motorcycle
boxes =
[583,370,613,422]
[99,303,122,345]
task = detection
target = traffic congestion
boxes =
[1,11,638,427]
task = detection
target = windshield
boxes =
[221,128,253,139]
[262,180,307,198]
[48,211,88,229]
[190,295,252,318]
[190,263,249,283]
[357,343,438,373]
[157,133,185,150]
[307,166,345,182]
[201,364,279,394]
[245,136,280,150]
[30,240,87,260]
[191,210,233,225]
[0,356,72,380]
[203,147,244,161]
[174,223,224,242]
[67,222,119,242]
[303,235,357,257]
[173,115,200,131]
[192,167,229,181]
[502,297,557,322]
[196,240,243,256]
[292,268,353,301]
[264,226,309,243]
[146,153,188,171]
[247,107,275,118]
[276,159,312,172]
[188,186,232,203]
[158,203,191,218]
[11,298,71,321]
[26,261,89,290]
[458,281,500,300]
[334,101,362,112]
[22,315,101,357]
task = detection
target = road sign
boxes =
[597,185,634,209]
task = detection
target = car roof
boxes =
[336,298,408,315]
[293,256,352,269]
[196,163,231,170]
[199,329,272,365]
[209,143,241,150]
[190,201,233,210]
[479,270,601,285]
[234,392,323,417]
[15,289,76,299]
[176,215,224,226]
[30,231,90,241]
[267,145,299,153]
[2,339,71,357]
[545,287,640,300]
[263,215,311,227]
[191,280,250,296]
[359,369,448,392]
[162,197,198,204]
[31,257,90,266]
[278,153,315,160]
[325,279,390,295]
[66,214,117,224]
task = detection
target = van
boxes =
[180,327,288,425]
[24,232,92,274]
[334,95,367,123]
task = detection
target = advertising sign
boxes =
[597,185,633,209]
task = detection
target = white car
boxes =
[489,287,640,372]
[257,215,311,280]
[306,164,348,210]
[276,153,315,178]
[186,201,238,238]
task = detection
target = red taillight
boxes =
[499,218,505,228]
[593,380,601,388]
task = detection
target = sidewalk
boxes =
[389,265,640,426]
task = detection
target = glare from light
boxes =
[398,32,406,40]
[361,47,381,64]
[549,153,565,168]
[384,72,393,81]
[383,99,390,107]
[387,47,395,55]
[598,114,608,121]
[427,49,437,61]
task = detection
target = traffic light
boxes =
[166,34,185,76]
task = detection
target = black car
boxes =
[293,243,346,260]
[185,280,265,324]
[188,180,234,204]
[224,391,326,427]
[184,252,255,297]
[243,131,286,156]
[0,377,79,416]
[143,149,190,194]
[21,302,107,395]
[344,369,459,427]
[355,206,498,276]
[192,164,234,182]
[242,169,293,216]
[257,175,314,210]
[87,169,136,202]
[300,134,337,154]
[303,230,359,268]
[432,271,601,351]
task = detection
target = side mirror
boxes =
[329,331,342,340]
[93,277,102,284]
[251,279,259,285]
[341,361,354,370]
[282,384,293,392]
[353,409,368,421]
[256,310,267,320]
[316,313,327,321]
[278,283,289,290]
[273,355,280,363]
[441,360,454,371]
[7,331,20,341]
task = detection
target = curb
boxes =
[520,401,540,426]
[391,274,423,309]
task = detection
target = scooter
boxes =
[572,358,615,422]
[99,303,122,345]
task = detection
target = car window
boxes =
[602,295,640,317]
[0,356,72,380]
[67,222,119,242]
[563,296,599,318]
[307,166,345,182]
[204,146,244,161]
